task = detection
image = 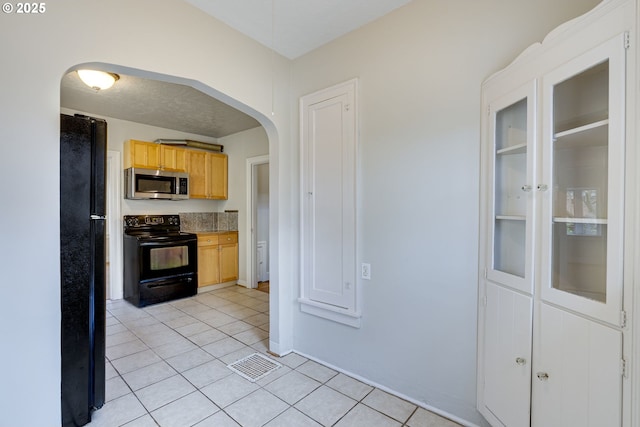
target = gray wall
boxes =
[290,0,600,423]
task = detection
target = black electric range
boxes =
[123,215,198,307]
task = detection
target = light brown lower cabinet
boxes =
[197,232,238,287]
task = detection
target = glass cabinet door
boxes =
[487,81,536,294]
[540,34,625,325]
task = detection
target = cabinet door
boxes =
[127,140,161,169]
[161,145,187,171]
[480,282,532,427]
[186,151,227,199]
[198,244,220,287]
[219,243,238,283]
[187,150,208,199]
[539,34,625,325]
[532,303,622,427]
[486,81,536,295]
[207,153,228,199]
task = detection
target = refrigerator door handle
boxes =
[90,215,106,220]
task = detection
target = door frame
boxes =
[246,154,269,289]
[107,150,123,300]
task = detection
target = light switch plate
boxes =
[361,263,371,280]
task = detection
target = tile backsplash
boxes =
[179,211,238,232]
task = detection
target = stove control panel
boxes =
[124,215,181,230]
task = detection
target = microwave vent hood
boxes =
[125,168,190,201]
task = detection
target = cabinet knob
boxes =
[521,185,532,192]
[536,372,549,381]
[515,357,527,366]
[537,184,549,192]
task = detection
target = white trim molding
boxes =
[246,155,269,289]
[299,78,360,327]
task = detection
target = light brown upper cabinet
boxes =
[186,150,228,200]
[123,139,187,172]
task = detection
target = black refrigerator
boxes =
[60,114,107,427]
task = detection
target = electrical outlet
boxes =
[361,263,371,280]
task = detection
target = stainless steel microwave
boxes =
[124,168,189,200]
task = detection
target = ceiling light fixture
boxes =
[77,69,119,91]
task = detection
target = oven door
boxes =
[138,236,197,281]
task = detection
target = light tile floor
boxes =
[94,286,461,427]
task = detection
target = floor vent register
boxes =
[227,353,282,382]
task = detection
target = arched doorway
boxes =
[60,64,283,424]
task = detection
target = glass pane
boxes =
[150,246,189,270]
[552,223,607,301]
[551,61,609,303]
[494,219,526,277]
[495,152,526,217]
[496,98,527,152]
[553,61,608,133]
[493,98,527,278]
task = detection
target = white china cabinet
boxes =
[477,0,636,426]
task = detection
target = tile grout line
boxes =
[103,286,454,427]
[105,287,275,426]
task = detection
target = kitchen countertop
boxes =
[179,211,238,233]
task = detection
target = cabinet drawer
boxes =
[197,234,219,246]
[220,232,238,244]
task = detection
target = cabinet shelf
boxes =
[496,143,527,155]
[553,119,608,148]
[496,215,526,221]
[553,217,607,224]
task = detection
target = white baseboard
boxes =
[268,340,293,357]
[197,281,237,293]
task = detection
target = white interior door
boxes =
[300,79,359,326]
[246,155,269,289]
[301,82,356,311]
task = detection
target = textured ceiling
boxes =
[60,72,261,139]
[60,0,413,138]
